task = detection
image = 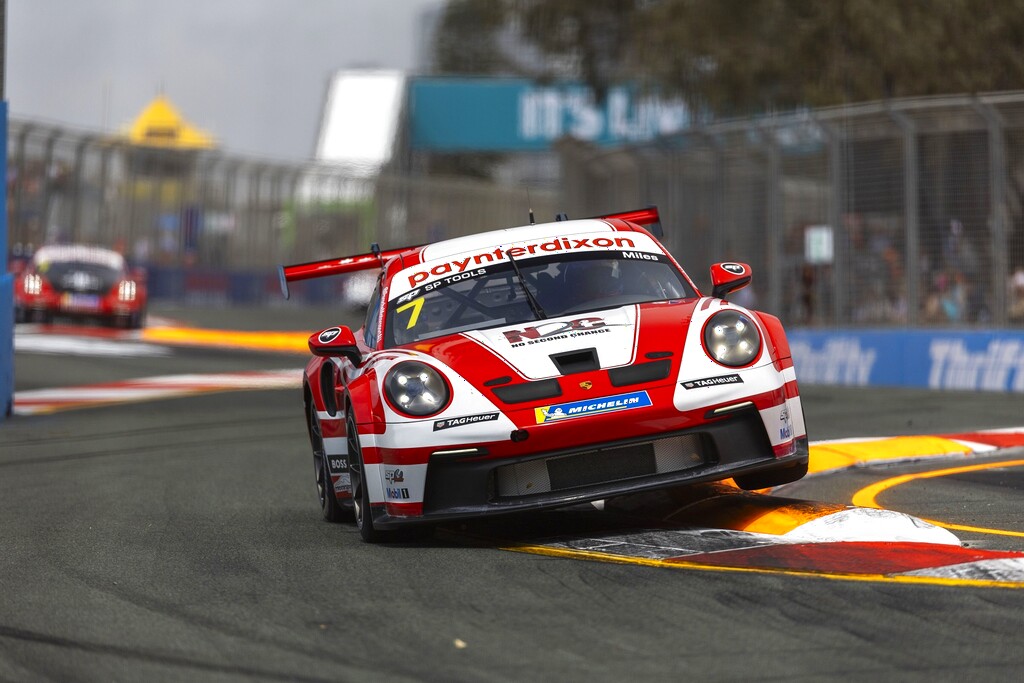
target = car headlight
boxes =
[24,273,43,296]
[384,361,451,417]
[118,280,137,302]
[703,310,761,367]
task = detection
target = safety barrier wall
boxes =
[789,328,1024,393]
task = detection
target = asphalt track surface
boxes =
[3,305,1024,682]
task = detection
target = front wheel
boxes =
[347,408,386,542]
[309,402,348,523]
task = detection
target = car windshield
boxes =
[385,251,696,346]
[41,261,123,290]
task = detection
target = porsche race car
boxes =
[14,244,147,328]
[280,207,808,542]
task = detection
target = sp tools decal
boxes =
[682,374,743,390]
[384,468,405,484]
[534,391,652,424]
[318,327,342,344]
[433,412,500,431]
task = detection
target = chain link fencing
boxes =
[8,92,1024,324]
[558,92,1024,328]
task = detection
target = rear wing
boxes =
[277,244,417,300]
[594,206,663,238]
[277,206,664,299]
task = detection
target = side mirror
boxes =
[308,325,362,364]
[710,262,752,300]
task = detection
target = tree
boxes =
[431,0,1024,117]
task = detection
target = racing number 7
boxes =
[396,298,424,329]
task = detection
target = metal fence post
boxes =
[757,122,783,316]
[887,108,920,325]
[972,99,1009,325]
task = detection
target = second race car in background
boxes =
[14,244,148,328]
[281,207,808,542]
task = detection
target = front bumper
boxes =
[370,406,808,528]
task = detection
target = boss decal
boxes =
[503,317,611,345]
[721,263,747,275]
[328,457,348,472]
[318,327,342,344]
[681,374,743,389]
[535,391,652,424]
[433,412,500,431]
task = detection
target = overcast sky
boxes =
[6,0,445,160]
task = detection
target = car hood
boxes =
[414,300,699,383]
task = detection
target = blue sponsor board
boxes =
[535,390,653,424]
[408,78,692,152]
[789,329,1024,393]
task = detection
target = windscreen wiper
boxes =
[507,250,547,320]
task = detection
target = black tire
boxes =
[347,407,385,542]
[733,460,809,491]
[309,401,347,523]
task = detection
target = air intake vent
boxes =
[492,378,562,404]
[550,348,600,375]
[608,359,672,387]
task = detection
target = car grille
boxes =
[494,433,707,498]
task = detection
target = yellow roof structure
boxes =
[124,94,216,150]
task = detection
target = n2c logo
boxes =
[503,317,605,345]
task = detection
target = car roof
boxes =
[416,218,627,263]
[32,245,125,269]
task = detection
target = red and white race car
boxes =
[14,244,148,328]
[281,208,807,542]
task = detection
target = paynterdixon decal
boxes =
[433,412,500,431]
[535,390,652,424]
[405,236,638,287]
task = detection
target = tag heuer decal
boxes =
[681,374,744,389]
[433,412,500,431]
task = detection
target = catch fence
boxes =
[559,92,1024,328]
[8,92,1024,326]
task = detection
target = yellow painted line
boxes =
[808,436,973,474]
[142,327,309,353]
[500,542,1024,589]
[851,458,1024,538]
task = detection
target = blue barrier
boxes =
[789,329,1024,393]
[0,274,11,418]
[1,101,11,422]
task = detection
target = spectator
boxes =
[1009,268,1024,325]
